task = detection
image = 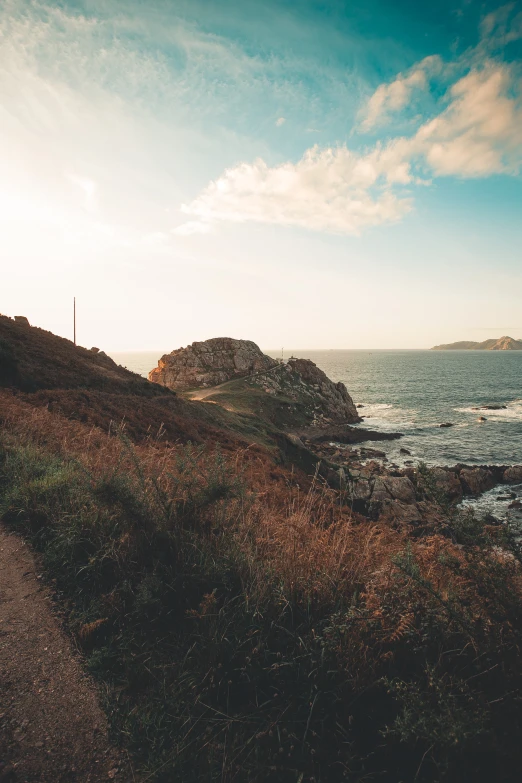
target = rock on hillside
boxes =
[247,357,360,425]
[149,338,278,391]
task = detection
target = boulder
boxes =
[430,468,463,502]
[380,499,422,525]
[285,433,305,449]
[350,479,372,502]
[459,467,496,496]
[285,358,360,424]
[484,513,502,526]
[439,422,454,428]
[360,447,386,459]
[149,338,278,391]
[400,447,412,456]
[14,316,30,326]
[372,476,416,505]
[250,359,361,425]
[504,466,522,484]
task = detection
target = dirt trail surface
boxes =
[185,365,281,401]
[0,526,136,782]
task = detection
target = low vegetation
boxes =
[1,397,522,782]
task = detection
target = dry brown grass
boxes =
[3,390,522,781]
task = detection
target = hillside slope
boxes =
[0,315,276,451]
[0,315,171,395]
[0,316,361,480]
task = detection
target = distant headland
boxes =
[431,336,522,351]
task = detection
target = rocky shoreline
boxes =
[147,334,522,531]
[288,425,521,519]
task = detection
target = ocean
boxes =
[109,348,522,470]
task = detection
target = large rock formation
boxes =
[247,357,360,425]
[149,338,278,391]
[149,339,361,426]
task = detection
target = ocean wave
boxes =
[455,401,522,421]
[358,403,394,413]
[358,407,418,432]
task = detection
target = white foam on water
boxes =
[460,483,522,523]
[455,400,522,421]
[357,402,418,429]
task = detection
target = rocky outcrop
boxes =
[430,468,463,501]
[459,467,497,496]
[371,476,416,505]
[300,425,400,445]
[504,466,522,484]
[249,358,360,425]
[346,473,419,524]
[149,338,278,391]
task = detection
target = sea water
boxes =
[109,349,522,469]
[109,349,522,522]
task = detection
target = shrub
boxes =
[1,419,522,782]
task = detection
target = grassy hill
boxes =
[2,316,522,782]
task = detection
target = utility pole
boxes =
[73,297,76,346]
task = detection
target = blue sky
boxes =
[1,0,521,349]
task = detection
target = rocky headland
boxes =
[149,337,278,390]
[432,336,522,350]
[148,335,522,529]
[150,338,362,429]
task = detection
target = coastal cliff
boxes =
[432,335,522,350]
[149,338,361,427]
[149,337,278,390]
[243,356,361,426]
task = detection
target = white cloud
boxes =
[359,56,442,130]
[479,4,522,49]
[414,64,522,177]
[66,173,99,211]
[276,117,286,126]
[172,220,213,236]
[177,60,522,236]
[178,145,413,236]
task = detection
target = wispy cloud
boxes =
[172,220,213,236]
[177,10,522,237]
[179,145,413,236]
[358,56,442,131]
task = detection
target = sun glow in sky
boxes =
[1,0,522,349]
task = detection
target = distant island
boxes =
[432,336,522,350]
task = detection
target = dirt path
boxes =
[0,526,136,782]
[186,364,282,402]
[185,379,234,401]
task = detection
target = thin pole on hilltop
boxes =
[74,297,76,346]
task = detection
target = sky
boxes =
[1,0,522,350]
